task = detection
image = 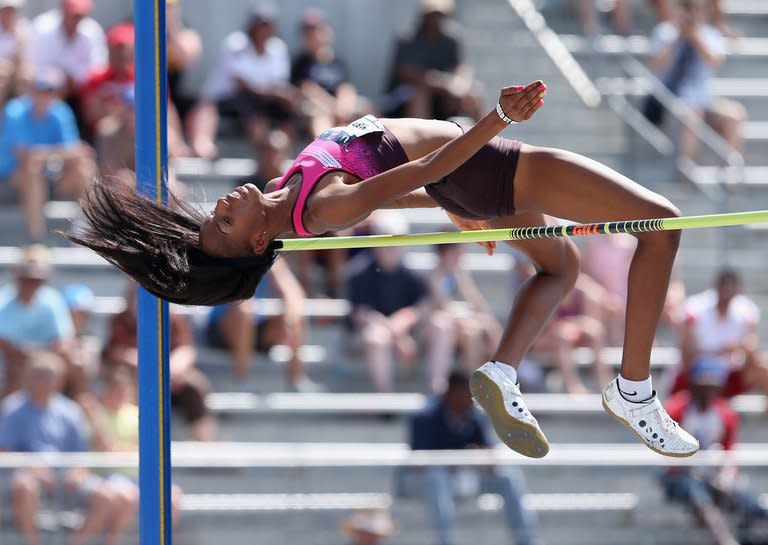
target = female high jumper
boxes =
[67,80,699,459]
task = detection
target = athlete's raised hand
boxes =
[497,80,546,123]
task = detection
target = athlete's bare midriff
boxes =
[380,118,463,161]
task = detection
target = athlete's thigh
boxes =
[513,144,679,223]
[486,211,579,276]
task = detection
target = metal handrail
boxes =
[506,0,602,108]
[621,55,744,172]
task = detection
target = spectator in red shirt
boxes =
[661,357,768,545]
[80,22,133,141]
[671,269,768,399]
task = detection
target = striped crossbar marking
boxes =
[180,492,638,513]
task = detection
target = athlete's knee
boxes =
[559,240,581,292]
[637,199,682,251]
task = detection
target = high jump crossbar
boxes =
[276,209,768,251]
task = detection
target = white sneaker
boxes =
[470,361,550,458]
[602,378,699,457]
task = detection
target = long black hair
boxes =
[64,182,279,306]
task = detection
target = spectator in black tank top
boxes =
[290,8,371,138]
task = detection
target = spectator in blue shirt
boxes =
[347,211,429,392]
[401,371,539,545]
[0,245,84,398]
[0,66,95,241]
[0,351,114,545]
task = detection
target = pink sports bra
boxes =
[273,115,401,236]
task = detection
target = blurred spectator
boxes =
[0,352,114,545]
[0,67,96,242]
[572,0,633,36]
[28,0,107,132]
[81,22,134,140]
[0,0,29,106]
[166,0,201,132]
[583,234,635,345]
[399,371,539,545]
[0,246,87,398]
[424,243,502,394]
[530,273,610,394]
[670,268,768,398]
[249,128,290,190]
[661,358,768,545]
[290,7,370,138]
[79,369,183,545]
[62,283,98,389]
[383,0,483,121]
[340,508,395,545]
[95,86,134,185]
[206,257,321,392]
[102,283,217,441]
[653,0,727,32]
[649,0,744,160]
[346,211,430,392]
[188,2,297,159]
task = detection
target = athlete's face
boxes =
[199,183,268,258]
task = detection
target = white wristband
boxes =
[496,102,518,125]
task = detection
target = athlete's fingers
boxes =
[498,81,545,121]
[500,85,525,96]
[477,241,496,256]
[521,90,546,118]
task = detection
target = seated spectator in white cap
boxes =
[0,245,85,398]
[28,0,107,131]
[0,66,96,242]
[0,0,29,107]
[382,0,484,121]
[290,7,372,138]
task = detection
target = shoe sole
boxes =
[601,396,699,458]
[470,369,550,458]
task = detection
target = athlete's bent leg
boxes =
[471,212,578,457]
[510,145,698,457]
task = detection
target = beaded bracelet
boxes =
[496,102,519,125]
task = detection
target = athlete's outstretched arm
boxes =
[313,81,546,227]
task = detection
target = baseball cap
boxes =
[248,1,277,25]
[369,210,410,236]
[32,67,65,92]
[15,245,52,280]
[107,22,135,47]
[62,0,93,16]
[62,284,95,311]
[301,7,326,28]
[689,355,729,387]
[420,0,455,15]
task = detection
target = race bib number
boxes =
[318,115,384,145]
